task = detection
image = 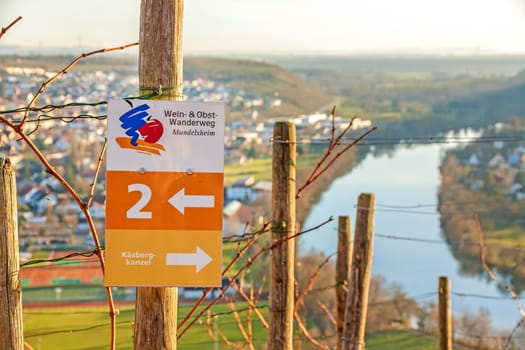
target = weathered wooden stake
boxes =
[342,193,375,350]
[134,1,183,349]
[438,276,452,350]
[269,121,296,350]
[0,158,23,350]
[336,215,352,350]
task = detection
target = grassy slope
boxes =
[23,304,268,350]
[224,152,324,185]
[23,305,452,350]
[366,330,437,350]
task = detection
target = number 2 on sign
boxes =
[127,183,152,219]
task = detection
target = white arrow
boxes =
[168,187,215,215]
[166,246,212,272]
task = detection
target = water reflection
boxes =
[301,139,520,331]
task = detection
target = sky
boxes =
[1,0,525,55]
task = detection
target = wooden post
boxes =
[0,158,23,350]
[438,276,452,350]
[336,216,352,350]
[134,1,183,349]
[269,122,296,350]
[342,193,375,350]
[293,221,301,350]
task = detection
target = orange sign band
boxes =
[106,170,224,231]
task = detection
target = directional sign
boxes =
[104,100,224,287]
[169,188,215,215]
[166,246,212,272]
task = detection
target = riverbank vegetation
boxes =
[439,119,525,293]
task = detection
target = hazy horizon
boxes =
[2,44,525,59]
[1,0,525,56]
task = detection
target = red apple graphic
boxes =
[138,118,164,143]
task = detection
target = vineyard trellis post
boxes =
[342,193,375,350]
[269,121,296,350]
[133,0,184,348]
[438,276,452,350]
[336,215,352,350]
[0,158,23,350]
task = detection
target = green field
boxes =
[366,330,437,349]
[224,152,322,185]
[22,304,455,349]
[24,304,269,350]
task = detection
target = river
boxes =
[301,139,520,332]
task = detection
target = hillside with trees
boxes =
[184,57,333,119]
[274,55,525,127]
[439,120,525,293]
[0,54,332,121]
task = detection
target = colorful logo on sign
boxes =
[116,101,166,155]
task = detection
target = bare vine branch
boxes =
[316,299,336,327]
[86,138,107,209]
[0,42,138,349]
[293,253,335,350]
[177,222,270,334]
[20,42,139,131]
[294,312,329,350]
[203,279,259,349]
[2,111,119,350]
[228,301,254,350]
[246,283,256,344]
[205,311,218,342]
[296,107,376,199]
[477,216,525,318]
[233,277,269,329]
[476,214,525,349]
[178,217,334,338]
[329,105,336,149]
[295,253,335,311]
[219,331,243,349]
[206,310,244,350]
[0,16,22,40]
